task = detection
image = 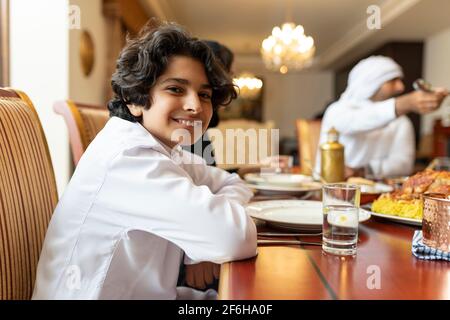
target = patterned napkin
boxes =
[412,230,449,261]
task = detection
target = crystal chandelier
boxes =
[261,22,315,74]
[233,73,263,100]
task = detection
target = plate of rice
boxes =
[369,169,450,226]
[370,194,422,226]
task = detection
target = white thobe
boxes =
[315,98,415,178]
[32,116,257,300]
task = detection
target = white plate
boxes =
[244,174,322,196]
[246,200,371,231]
[244,173,318,188]
[359,183,393,194]
[246,183,322,193]
[368,211,422,226]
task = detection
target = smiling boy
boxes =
[32,21,257,300]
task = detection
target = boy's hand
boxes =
[185,262,220,290]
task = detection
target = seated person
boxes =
[187,40,234,166]
[315,56,448,179]
[32,20,257,300]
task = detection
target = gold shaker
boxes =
[320,127,345,183]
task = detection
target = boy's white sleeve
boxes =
[96,147,257,265]
[180,152,254,205]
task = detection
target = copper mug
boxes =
[422,193,450,252]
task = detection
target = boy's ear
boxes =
[127,104,143,117]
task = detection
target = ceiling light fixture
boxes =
[261,2,315,74]
[233,73,263,99]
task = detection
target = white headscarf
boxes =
[340,56,404,101]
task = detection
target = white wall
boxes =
[423,26,450,134]
[10,0,70,196]
[69,0,107,105]
[234,54,334,139]
[10,0,109,196]
[263,72,333,138]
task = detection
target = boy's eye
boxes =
[199,92,212,100]
[167,86,183,94]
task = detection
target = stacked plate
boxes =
[244,173,322,196]
[359,183,393,194]
[246,200,371,231]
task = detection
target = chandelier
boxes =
[233,73,263,100]
[261,22,315,74]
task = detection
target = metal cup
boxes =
[423,193,450,252]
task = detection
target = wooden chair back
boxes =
[53,101,109,165]
[296,119,322,175]
[0,88,58,299]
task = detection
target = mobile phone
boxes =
[413,78,434,92]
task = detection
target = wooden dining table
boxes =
[218,201,450,300]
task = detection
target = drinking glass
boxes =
[322,183,360,256]
[270,155,293,173]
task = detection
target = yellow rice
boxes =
[372,196,423,220]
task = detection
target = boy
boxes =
[32,21,257,300]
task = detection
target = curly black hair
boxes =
[203,40,234,73]
[108,19,237,122]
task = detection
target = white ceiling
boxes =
[141,0,450,71]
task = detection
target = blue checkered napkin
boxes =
[412,230,449,261]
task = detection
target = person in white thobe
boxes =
[32,117,257,299]
[315,56,447,179]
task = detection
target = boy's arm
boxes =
[181,151,253,205]
[99,147,257,265]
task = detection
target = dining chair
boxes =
[0,88,58,300]
[296,119,322,175]
[432,119,450,158]
[53,101,109,166]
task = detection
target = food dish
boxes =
[347,177,393,204]
[347,177,393,194]
[371,169,450,221]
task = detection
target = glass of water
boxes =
[322,183,360,256]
